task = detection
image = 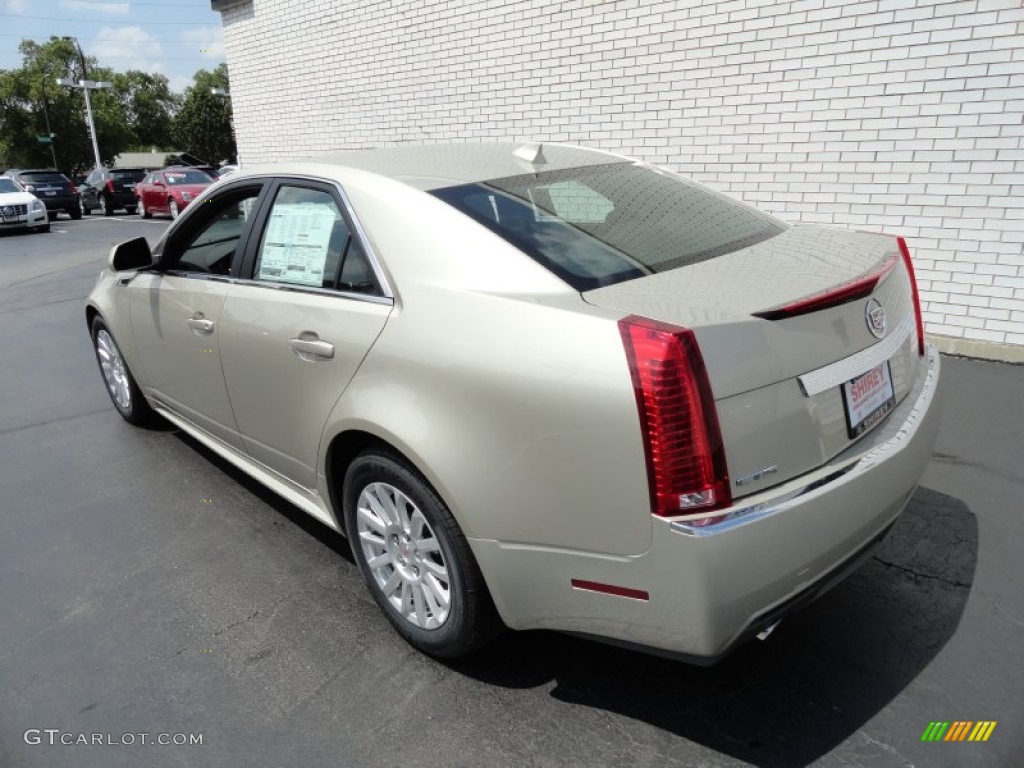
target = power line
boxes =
[0,33,221,43]
[0,12,217,24]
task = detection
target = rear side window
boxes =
[20,172,68,184]
[431,163,786,290]
[253,185,380,294]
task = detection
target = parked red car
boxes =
[135,167,214,220]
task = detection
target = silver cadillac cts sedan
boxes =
[86,143,941,662]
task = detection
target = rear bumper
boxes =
[39,196,77,212]
[472,345,942,660]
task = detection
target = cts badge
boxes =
[865,298,886,339]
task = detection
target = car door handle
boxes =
[289,337,335,361]
[187,313,215,334]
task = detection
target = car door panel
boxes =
[126,180,268,447]
[217,179,392,490]
[219,289,391,487]
[128,274,241,447]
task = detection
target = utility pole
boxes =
[40,86,58,169]
[56,37,110,170]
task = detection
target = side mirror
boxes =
[108,237,153,272]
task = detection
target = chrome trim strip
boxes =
[797,314,913,397]
[672,346,938,538]
[161,272,394,306]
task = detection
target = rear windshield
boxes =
[20,172,68,184]
[431,163,786,290]
[164,170,212,185]
[112,170,146,181]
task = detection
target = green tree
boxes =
[0,37,89,172]
[171,64,236,165]
[112,70,180,151]
[0,37,138,173]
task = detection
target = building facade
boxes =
[213,0,1024,356]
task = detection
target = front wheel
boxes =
[90,316,157,426]
[343,452,501,658]
[169,199,180,220]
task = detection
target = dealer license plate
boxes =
[842,361,896,438]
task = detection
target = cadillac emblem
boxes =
[1,206,11,216]
[865,298,886,339]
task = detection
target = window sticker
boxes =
[258,202,336,286]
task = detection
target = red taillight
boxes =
[105,179,115,193]
[619,316,731,522]
[895,236,926,356]
[753,254,899,321]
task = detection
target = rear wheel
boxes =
[79,195,90,216]
[344,452,501,658]
[169,199,180,220]
[69,204,82,221]
[100,195,113,216]
[90,316,156,426]
[138,198,150,219]
[125,206,137,215]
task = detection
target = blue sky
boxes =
[0,0,225,93]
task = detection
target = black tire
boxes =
[169,199,180,220]
[343,451,502,658]
[35,223,50,233]
[126,206,137,216]
[79,196,90,216]
[47,211,57,221]
[90,316,157,426]
[69,204,82,221]
[100,195,113,216]
[138,198,151,219]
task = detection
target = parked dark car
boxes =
[8,170,80,220]
[79,167,147,216]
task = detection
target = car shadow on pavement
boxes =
[449,486,977,768]
[172,430,356,565]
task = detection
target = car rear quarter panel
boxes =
[320,171,653,556]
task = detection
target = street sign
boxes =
[36,133,55,144]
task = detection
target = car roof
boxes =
[296,142,630,191]
[16,169,65,175]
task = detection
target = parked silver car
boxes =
[86,143,941,661]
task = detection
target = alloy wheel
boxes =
[355,481,451,630]
[95,330,131,410]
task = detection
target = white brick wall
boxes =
[219,0,1024,347]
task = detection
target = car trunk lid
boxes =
[584,224,923,498]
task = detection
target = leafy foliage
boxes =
[0,37,218,173]
[171,64,236,166]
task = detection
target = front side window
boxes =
[431,163,787,291]
[164,186,262,275]
[253,185,378,294]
